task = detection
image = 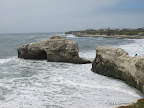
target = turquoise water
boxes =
[0,33,143,108]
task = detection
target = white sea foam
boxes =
[66,34,76,38]
[0,35,144,108]
[55,33,65,36]
[117,39,144,56]
[53,75,141,98]
[79,51,95,61]
[0,60,142,108]
[0,57,16,64]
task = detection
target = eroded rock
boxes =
[18,36,91,64]
[92,46,144,93]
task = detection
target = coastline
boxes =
[91,46,144,108]
[1,33,144,107]
[71,34,144,39]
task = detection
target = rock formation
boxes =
[138,32,144,36]
[18,36,91,64]
[92,46,144,93]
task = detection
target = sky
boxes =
[0,0,144,33]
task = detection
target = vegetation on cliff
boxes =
[66,27,144,36]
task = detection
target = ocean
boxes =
[0,33,144,108]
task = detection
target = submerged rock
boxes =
[18,36,91,64]
[92,46,144,93]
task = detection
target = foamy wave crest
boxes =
[0,57,14,64]
[53,77,141,97]
[55,33,65,36]
[79,51,95,61]
[66,34,76,38]
[0,56,19,64]
[117,39,144,56]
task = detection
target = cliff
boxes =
[18,36,91,64]
[92,46,144,93]
[66,30,144,39]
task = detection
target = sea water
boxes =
[0,33,143,108]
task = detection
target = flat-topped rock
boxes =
[92,46,144,93]
[18,36,91,64]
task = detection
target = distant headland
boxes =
[65,27,144,39]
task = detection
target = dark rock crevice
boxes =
[18,48,47,60]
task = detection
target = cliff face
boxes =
[18,36,91,64]
[92,46,144,93]
[66,30,144,39]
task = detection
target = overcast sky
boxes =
[0,0,144,33]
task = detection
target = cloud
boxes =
[0,0,121,16]
[0,0,144,33]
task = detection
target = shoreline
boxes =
[92,46,144,108]
[68,33,144,39]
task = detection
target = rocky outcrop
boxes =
[18,36,91,64]
[138,32,144,36]
[92,46,144,93]
[66,31,144,39]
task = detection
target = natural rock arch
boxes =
[18,36,91,64]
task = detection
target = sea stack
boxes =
[18,36,91,64]
[92,46,144,93]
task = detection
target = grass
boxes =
[66,29,144,36]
